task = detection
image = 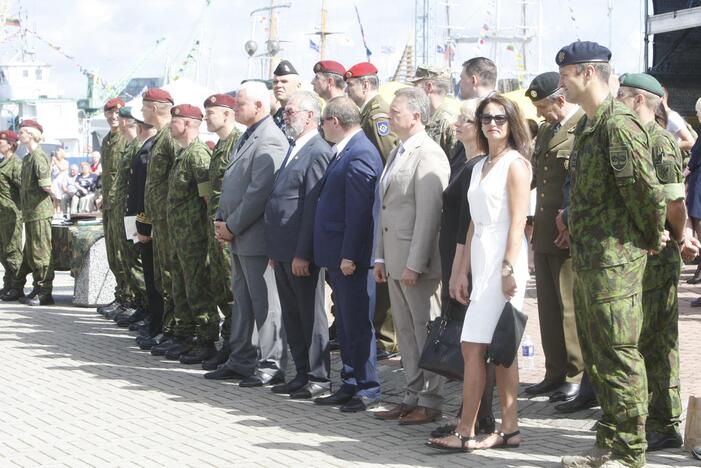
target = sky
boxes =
[0,0,647,100]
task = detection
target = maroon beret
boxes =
[171,104,203,120]
[344,62,378,81]
[313,60,346,76]
[103,98,125,111]
[19,119,43,133]
[0,130,18,143]
[203,94,236,109]
[142,88,174,104]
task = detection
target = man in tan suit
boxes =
[524,72,585,402]
[373,87,450,425]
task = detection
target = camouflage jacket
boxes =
[0,154,22,216]
[568,96,665,271]
[361,94,397,163]
[20,146,53,222]
[208,128,241,218]
[100,129,127,211]
[112,138,140,214]
[144,126,176,223]
[425,103,457,158]
[167,138,211,229]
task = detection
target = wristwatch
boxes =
[501,260,514,277]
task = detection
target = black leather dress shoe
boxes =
[117,308,146,327]
[646,431,682,452]
[1,288,25,301]
[554,393,598,413]
[340,396,380,413]
[20,293,54,306]
[137,334,164,350]
[271,377,308,394]
[692,445,701,460]
[179,344,217,365]
[204,367,246,380]
[164,339,194,360]
[525,379,564,395]
[97,301,120,315]
[239,373,284,388]
[201,343,230,371]
[314,388,355,406]
[290,381,331,399]
[150,336,175,356]
[549,383,580,402]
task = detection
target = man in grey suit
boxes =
[373,88,449,425]
[206,81,288,387]
[265,91,333,399]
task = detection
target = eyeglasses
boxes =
[283,108,308,116]
[479,114,508,126]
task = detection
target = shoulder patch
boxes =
[609,145,633,179]
[376,120,390,136]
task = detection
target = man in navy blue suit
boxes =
[313,96,384,412]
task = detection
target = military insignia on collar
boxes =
[557,51,566,64]
[609,146,630,172]
[529,90,538,98]
[376,120,390,136]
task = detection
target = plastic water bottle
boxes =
[521,335,535,370]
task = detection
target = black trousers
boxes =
[140,241,164,336]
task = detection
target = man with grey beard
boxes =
[263,91,334,398]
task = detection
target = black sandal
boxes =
[489,430,521,449]
[425,432,475,453]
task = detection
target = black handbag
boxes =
[487,301,528,367]
[418,300,465,381]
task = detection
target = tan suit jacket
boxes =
[376,131,450,279]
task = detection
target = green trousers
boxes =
[19,218,54,292]
[0,213,24,289]
[152,219,174,334]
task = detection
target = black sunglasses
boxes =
[479,114,508,126]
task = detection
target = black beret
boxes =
[526,72,560,101]
[273,60,298,76]
[556,41,611,67]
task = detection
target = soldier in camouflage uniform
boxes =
[97,98,130,318]
[109,107,147,326]
[344,61,398,357]
[138,88,179,358]
[15,120,55,306]
[0,131,24,300]
[160,104,219,364]
[411,65,457,158]
[557,43,666,468]
[201,93,241,370]
[617,73,696,452]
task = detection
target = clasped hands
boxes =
[214,220,234,243]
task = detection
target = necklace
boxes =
[486,147,509,165]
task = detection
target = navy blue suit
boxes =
[314,130,383,399]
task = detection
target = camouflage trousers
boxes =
[169,227,219,343]
[108,205,147,309]
[103,210,132,304]
[573,256,647,468]
[18,218,54,292]
[207,222,233,339]
[152,219,174,334]
[641,255,682,435]
[0,215,24,289]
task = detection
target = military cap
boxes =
[204,93,236,109]
[240,79,273,90]
[19,119,43,133]
[0,130,18,143]
[118,106,133,119]
[170,103,203,120]
[410,65,451,83]
[556,41,611,67]
[526,72,561,101]
[618,73,665,98]
[104,97,125,111]
[313,60,346,76]
[142,88,174,104]
[273,60,298,76]
[130,107,148,125]
[344,62,378,81]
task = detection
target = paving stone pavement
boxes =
[1,266,700,467]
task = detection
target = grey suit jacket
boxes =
[375,130,450,279]
[217,116,289,256]
[264,132,333,262]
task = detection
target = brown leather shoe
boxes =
[399,406,442,425]
[373,403,413,420]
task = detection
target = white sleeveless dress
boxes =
[461,150,530,343]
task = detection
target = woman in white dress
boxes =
[428,95,532,452]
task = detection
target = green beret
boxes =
[556,41,611,67]
[618,73,664,97]
[118,106,133,119]
[526,72,560,101]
